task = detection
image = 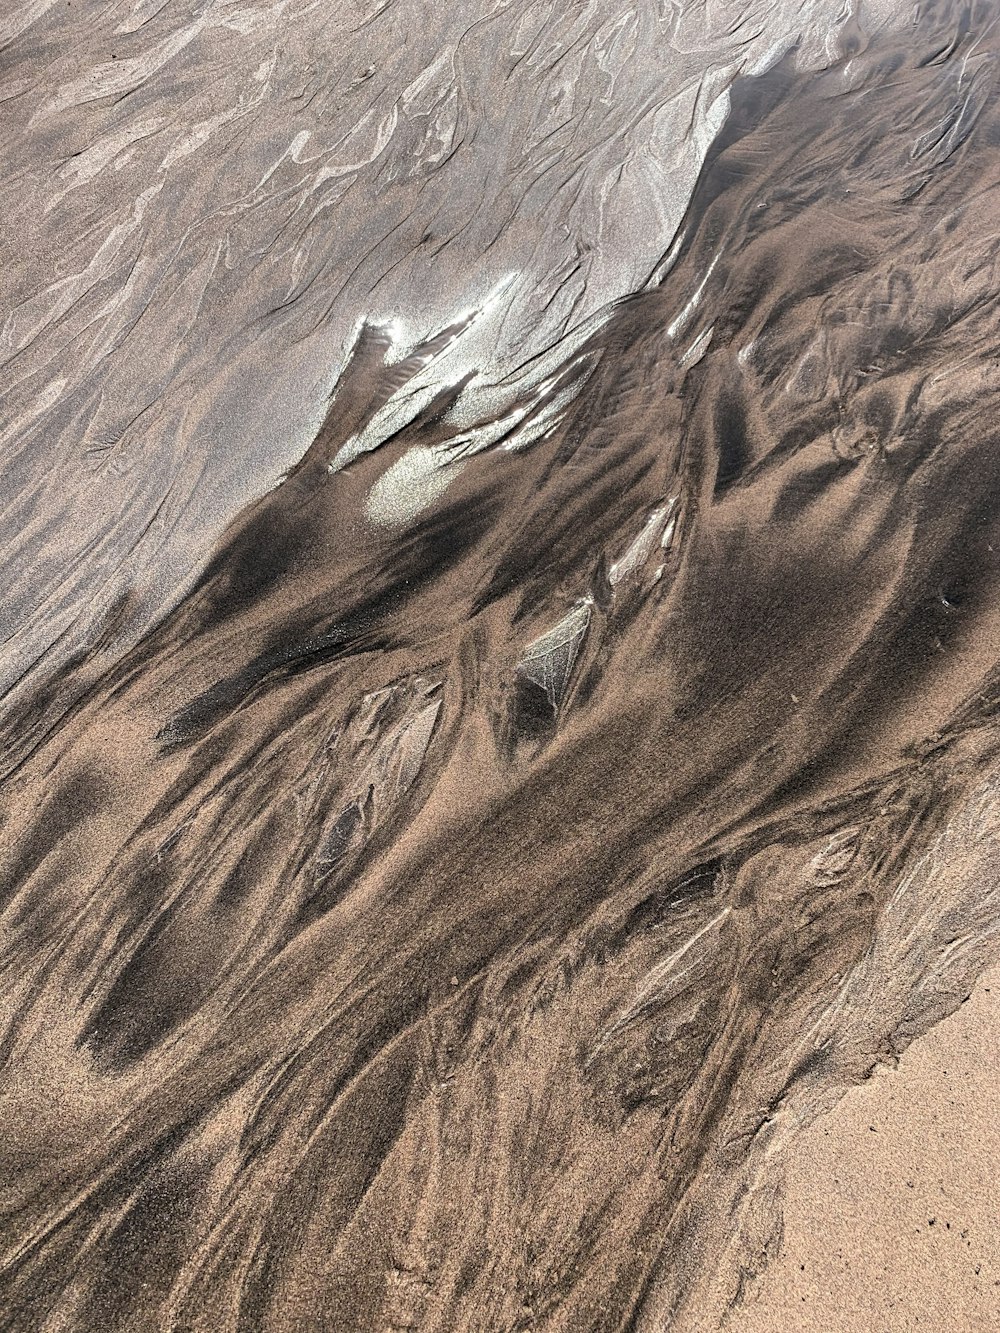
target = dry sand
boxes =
[726,966,1000,1333]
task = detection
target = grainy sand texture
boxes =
[2,0,1000,1330]
[725,966,1000,1332]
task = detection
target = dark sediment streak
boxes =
[3,3,1000,1329]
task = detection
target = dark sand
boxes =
[2,1,1000,1329]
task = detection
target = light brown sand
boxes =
[725,966,1000,1333]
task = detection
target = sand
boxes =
[726,966,1000,1332]
[2,1,1000,1329]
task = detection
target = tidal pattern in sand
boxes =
[2,2,1000,1330]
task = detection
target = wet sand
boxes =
[2,1,1000,1329]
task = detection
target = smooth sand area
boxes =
[726,967,1000,1333]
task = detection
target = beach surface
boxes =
[2,2,999,1329]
